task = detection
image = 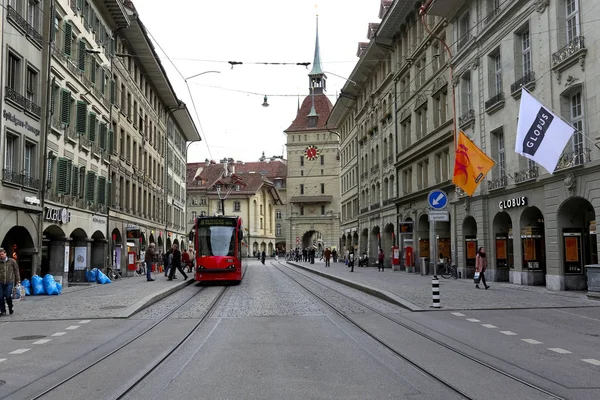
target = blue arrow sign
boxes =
[428,189,448,210]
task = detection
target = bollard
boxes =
[431,277,440,308]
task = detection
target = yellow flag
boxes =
[452,131,495,196]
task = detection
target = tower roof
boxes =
[308,16,324,77]
[284,94,334,132]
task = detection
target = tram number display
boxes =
[198,218,236,226]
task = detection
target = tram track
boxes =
[274,260,567,400]
[10,284,226,400]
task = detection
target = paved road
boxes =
[286,258,598,311]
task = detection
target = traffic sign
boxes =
[428,189,448,210]
[428,210,449,222]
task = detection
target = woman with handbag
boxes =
[475,247,490,289]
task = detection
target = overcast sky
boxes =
[133,1,380,164]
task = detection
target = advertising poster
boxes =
[64,245,70,272]
[496,239,507,259]
[114,247,121,270]
[565,237,579,262]
[467,241,477,259]
[74,247,87,270]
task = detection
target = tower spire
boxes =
[308,15,326,95]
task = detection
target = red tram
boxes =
[192,216,245,283]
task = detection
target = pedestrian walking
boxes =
[332,248,337,263]
[378,248,385,271]
[324,247,331,267]
[182,249,191,273]
[144,243,156,281]
[163,247,173,277]
[348,246,355,272]
[261,250,266,265]
[0,247,21,316]
[168,244,188,281]
[475,246,490,289]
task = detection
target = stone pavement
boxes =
[4,274,193,321]
[287,259,600,311]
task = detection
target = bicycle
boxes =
[106,265,122,280]
[440,260,458,279]
[134,262,147,277]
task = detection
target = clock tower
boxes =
[284,16,341,254]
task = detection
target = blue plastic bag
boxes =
[56,282,62,294]
[86,268,98,283]
[96,270,111,284]
[31,275,45,295]
[43,274,60,295]
[21,279,31,296]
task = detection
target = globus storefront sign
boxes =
[499,196,528,210]
[44,207,71,224]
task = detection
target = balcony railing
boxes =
[514,166,538,183]
[26,23,43,46]
[555,147,590,171]
[370,203,380,210]
[360,207,369,214]
[388,155,393,164]
[552,36,585,67]
[22,174,40,190]
[484,6,501,25]
[458,109,475,128]
[7,6,27,32]
[487,175,507,191]
[484,92,505,111]
[457,34,473,51]
[5,86,27,108]
[510,70,536,95]
[3,169,22,185]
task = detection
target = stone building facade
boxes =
[329,0,599,291]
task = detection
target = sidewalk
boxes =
[5,275,193,321]
[288,259,599,311]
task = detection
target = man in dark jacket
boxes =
[144,243,156,281]
[168,244,188,281]
[0,247,21,315]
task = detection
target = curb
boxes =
[116,279,195,318]
[287,262,424,311]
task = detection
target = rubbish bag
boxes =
[96,270,111,284]
[11,284,23,301]
[31,275,46,295]
[56,282,63,294]
[43,274,60,295]
[21,279,31,296]
[86,268,98,283]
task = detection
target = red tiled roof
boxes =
[284,93,334,132]
[186,159,287,190]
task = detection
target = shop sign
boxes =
[25,196,40,205]
[3,110,41,136]
[45,207,71,224]
[92,216,106,224]
[499,196,528,210]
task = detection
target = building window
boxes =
[300,156,304,167]
[191,211,197,221]
[416,107,428,140]
[24,141,35,178]
[489,50,502,96]
[458,12,470,51]
[320,155,324,165]
[491,129,506,180]
[321,205,325,215]
[569,91,584,155]
[4,134,18,172]
[400,118,411,150]
[26,67,38,104]
[276,210,282,219]
[234,201,241,212]
[461,73,473,114]
[300,184,304,195]
[27,0,40,31]
[566,0,580,43]
[433,91,447,127]
[300,206,304,216]
[435,150,450,183]
[7,53,20,91]
[517,28,532,78]
[276,224,282,236]
[320,183,325,194]
[402,168,412,194]
[417,159,429,190]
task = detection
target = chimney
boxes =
[205,158,210,166]
[223,159,228,177]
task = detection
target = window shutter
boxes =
[50,5,56,42]
[99,123,107,150]
[64,22,72,57]
[100,69,106,95]
[61,90,71,125]
[78,40,86,71]
[65,159,73,194]
[86,171,96,203]
[76,102,87,134]
[72,165,79,197]
[88,113,96,142]
[77,0,83,10]
[107,180,112,207]
[108,129,114,154]
[78,166,86,198]
[110,79,116,105]
[90,60,96,84]
[57,158,68,194]
[97,176,106,205]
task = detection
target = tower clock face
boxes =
[304,145,319,161]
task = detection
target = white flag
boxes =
[515,88,575,173]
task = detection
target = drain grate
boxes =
[100,305,127,310]
[14,335,46,341]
